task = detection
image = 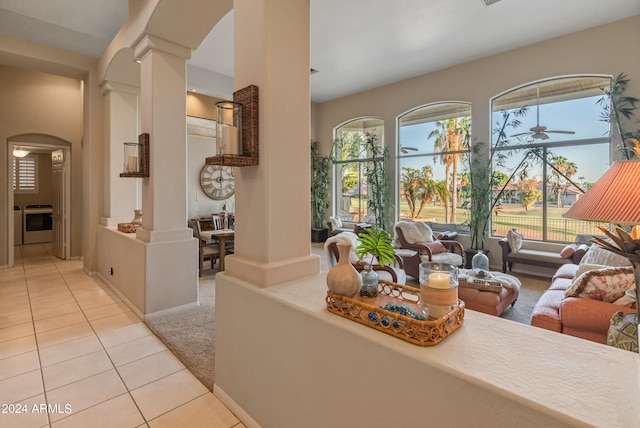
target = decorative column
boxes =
[100,81,140,226]
[223,0,319,287]
[133,35,198,314]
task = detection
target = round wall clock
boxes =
[200,165,235,200]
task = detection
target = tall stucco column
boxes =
[223,0,319,287]
[99,81,140,227]
[133,35,198,314]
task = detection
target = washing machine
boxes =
[14,205,22,245]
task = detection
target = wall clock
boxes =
[200,165,235,200]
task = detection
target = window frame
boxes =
[489,75,613,243]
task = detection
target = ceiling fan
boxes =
[400,145,418,154]
[511,87,575,141]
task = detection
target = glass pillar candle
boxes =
[419,262,459,319]
[216,101,243,156]
[123,142,141,173]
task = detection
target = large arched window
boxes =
[333,118,384,225]
[490,75,612,242]
[397,102,471,225]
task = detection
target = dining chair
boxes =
[189,220,220,276]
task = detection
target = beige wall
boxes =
[315,15,640,228]
[0,64,84,264]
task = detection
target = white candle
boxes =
[127,156,138,173]
[428,272,451,289]
[222,126,239,154]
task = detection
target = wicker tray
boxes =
[326,280,465,346]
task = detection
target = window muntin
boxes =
[333,118,384,224]
[398,102,471,224]
[490,76,612,243]
[13,155,38,193]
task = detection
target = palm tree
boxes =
[548,155,577,208]
[428,116,471,223]
[400,167,426,218]
[415,167,450,219]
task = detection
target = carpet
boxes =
[145,245,549,392]
[145,269,217,391]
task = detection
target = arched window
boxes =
[490,75,612,242]
[397,102,471,225]
[333,118,384,226]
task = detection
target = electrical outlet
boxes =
[108,267,113,275]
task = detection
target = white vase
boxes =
[131,209,142,226]
[326,243,362,298]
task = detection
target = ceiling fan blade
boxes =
[400,146,418,154]
[545,130,575,134]
[510,132,531,137]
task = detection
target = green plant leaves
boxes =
[356,227,395,267]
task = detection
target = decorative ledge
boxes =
[206,85,259,167]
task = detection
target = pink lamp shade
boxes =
[564,160,640,225]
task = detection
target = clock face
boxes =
[200,165,235,200]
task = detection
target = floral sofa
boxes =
[531,244,636,344]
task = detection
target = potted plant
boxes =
[311,140,331,242]
[356,226,395,297]
[463,108,528,264]
[361,132,391,230]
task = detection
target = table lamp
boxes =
[564,159,640,346]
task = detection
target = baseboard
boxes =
[95,272,145,320]
[213,384,261,428]
[144,301,200,320]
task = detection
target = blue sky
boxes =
[398,95,611,184]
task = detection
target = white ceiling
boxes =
[1,0,639,103]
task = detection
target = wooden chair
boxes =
[189,220,220,276]
[212,214,234,254]
[394,221,464,280]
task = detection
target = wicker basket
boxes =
[326,280,464,346]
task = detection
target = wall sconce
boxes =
[206,85,259,167]
[120,133,150,178]
[13,146,30,158]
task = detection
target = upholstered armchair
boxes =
[324,232,407,285]
[394,221,465,281]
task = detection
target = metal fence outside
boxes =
[491,214,604,243]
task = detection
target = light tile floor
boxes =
[0,244,244,428]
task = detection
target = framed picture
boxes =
[187,116,216,139]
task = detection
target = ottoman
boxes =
[457,270,520,316]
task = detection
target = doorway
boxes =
[7,138,71,266]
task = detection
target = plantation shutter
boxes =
[13,155,38,192]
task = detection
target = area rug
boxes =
[145,270,216,391]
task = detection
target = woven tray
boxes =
[326,280,464,346]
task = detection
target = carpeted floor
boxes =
[145,269,217,391]
[146,244,551,392]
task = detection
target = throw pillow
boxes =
[330,216,343,229]
[560,244,578,259]
[416,241,447,254]
[580,243,632,267]
[565,266,635,303]
[507,229,523,253]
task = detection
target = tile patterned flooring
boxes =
[0,244,243,428]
